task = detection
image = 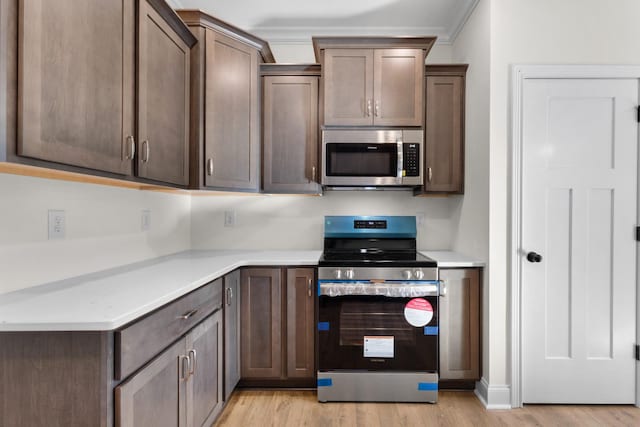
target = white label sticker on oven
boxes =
[363,336,394,358]
[404,298,433,327]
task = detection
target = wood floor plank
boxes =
[214,390,640,427]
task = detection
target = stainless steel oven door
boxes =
[318,280,439,372]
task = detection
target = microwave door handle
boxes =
[397,140,403,183]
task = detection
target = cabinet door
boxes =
[323,49,373,126]
[18,0,135,175]
[240,268,282,379]
[137,0,190,186]
[224,269,241,400]
[115,338,187,427]
[439,268,480,381]
[204,30,259,191]
[373,49,424,126]
[186,312,223,427]
[286,268,315,379]
[263,76,320,194]
[424,75,464,192]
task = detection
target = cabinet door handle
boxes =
[177,309,198,320]
[440,282,447,297]
[311,166,316,182]
[142,140,150,163]
[206,158,214,176]
[366,99,372,117]
[374,100,380,117]
[188,349,197,376]
[180,355,190,380]
[225,287,231,306]
[308,278,312,297]
[427,167,433,182]
[125,135,135,160]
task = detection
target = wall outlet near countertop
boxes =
[48,209,66,240]
[224,210,236,227]
[141,209,151,231]
[416,212,426,226]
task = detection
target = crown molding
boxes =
[251,26,450,45]
[448,0,480,42]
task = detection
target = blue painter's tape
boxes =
[318,322,330,331]
[318,282,321,296]
[424,326,439,336]
[317,378,333,387]
[418,382,438,391]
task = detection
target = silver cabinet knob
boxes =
[334,269,342,279]
[414,269,424,280]
[345,269,355,280]
[403,270,413,280]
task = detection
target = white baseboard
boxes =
[474,378,512,409]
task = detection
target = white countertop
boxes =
[0,250,321,332]
[420,251,486,268]
[0,249,483,332]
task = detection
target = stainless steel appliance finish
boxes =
[317,215,439,403]
[321,129,423,187]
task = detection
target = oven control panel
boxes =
[322,267,437,282]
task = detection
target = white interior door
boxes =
[521,77,638,403]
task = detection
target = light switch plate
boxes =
[48,210,66,240]
[141,209,151,231]
[224,210,236,227]
[416,212,426,226]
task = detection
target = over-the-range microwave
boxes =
[321,129,423,188]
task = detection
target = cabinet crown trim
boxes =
[312,36,437,63]
[176,9,275,63]
[147,0,197,47]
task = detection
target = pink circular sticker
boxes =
[404,298,433,327]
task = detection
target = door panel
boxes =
[521,78,638,403]
[286,268,315,379]
[323,49,373,126]
[240,268,282,378]
[224,270,241,400]
[18,0,134,175]
[373,49,423,126]
[204,30,259,190]
[137,0,190,185]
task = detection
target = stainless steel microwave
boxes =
[321,129,423,187]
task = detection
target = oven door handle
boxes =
[319,281,440,298]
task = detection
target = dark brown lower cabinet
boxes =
[439,268,481,383]
[240,267,315,386]
[224,270,241,400]
[116,311,223,427]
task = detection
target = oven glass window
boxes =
[326,143,396,176]
[318,295,438,371]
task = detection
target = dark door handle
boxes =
[526,252,542,263]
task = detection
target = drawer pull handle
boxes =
[178,309,198,320]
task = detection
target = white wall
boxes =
[0,174,191,294]
[191,191,455,250]
[486,0,640,401]
[450,0,492,389]
[270,42,452,63]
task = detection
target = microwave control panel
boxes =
[403,143,420,177]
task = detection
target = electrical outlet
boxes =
[224,210,236,227]
[48,210,66,240]
[141,209,151,231]
[416,212,426,227]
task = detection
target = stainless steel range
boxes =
[317,216,439,403]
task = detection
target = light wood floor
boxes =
[214,390,640,427]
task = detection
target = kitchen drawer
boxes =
[115,278,223,380]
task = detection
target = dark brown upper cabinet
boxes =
[313,37,436,127]
[177,10,275,192]
[137,0,191,186]
[17,0,135,176]
[5,0,196,187]
[261,64,321,194]
[418,64,468,194]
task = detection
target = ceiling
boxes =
[169,0,479,44]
